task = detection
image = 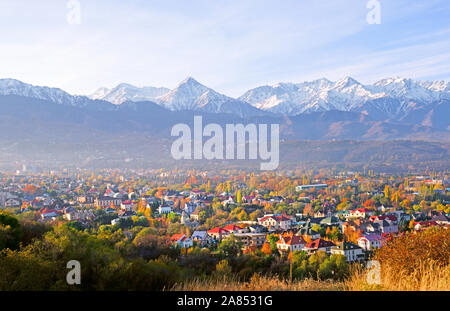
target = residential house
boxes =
[191,230,211,246]
[158,205,172,214]
[120,200,135,211]
[77,195,94,205]
[296,227,321,240]
[304,238,336,254]
[258,214,293,231]
[248,224,267,233]
[40,209,59,221]
[335,210,351,220]
[4,198,21,208]
[233,232,267,248]
[372,219,398,233]
[64,209,95,222]
[350,208,368,219]
[222,224,248,234]
[414,220,438,231]
[170,234,193,248]
[222,197,235,206]
[95,196,122,208]
[276,234,306,253]
[189,207,201,221]
[331,242,365,262]
[207,227,230,240]
[357,234,383,251]
[320,216,340,226]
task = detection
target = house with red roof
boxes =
[258,214,293,231]
[207,227,230,240]
[222,224,248,234]
[170,234,193,248]
[276,234,306,252]
[357,233,383,251]
[304,238,336,254]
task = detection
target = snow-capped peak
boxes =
[239,76,449,116]
[0,78,96,107]
[89,83,170,105]
[156,77,229,111]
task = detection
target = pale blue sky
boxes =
[0,0,449,96]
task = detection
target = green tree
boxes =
[0,211,23,250]
[218,235,242,257]
[267,234,279,253]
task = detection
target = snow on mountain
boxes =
[418,80,450,93]
[156,77,266,117]
[239,77,384,115]
[239,76,450,118]
[157,77,227,110]
[0,78,111,109]
[1,76,448,121]
[90,83,170,105]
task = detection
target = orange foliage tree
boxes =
[261,242,272,255]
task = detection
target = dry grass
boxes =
[345,228,450,291]
[344,260,450,291]
[171,262,450,291]
[170,274,343,291]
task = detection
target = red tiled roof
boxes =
[277,235,305,245]
[305,238,335,249]
[170,234,185,241]
[222,224,241,232]
[207,227,229,234]
[351,208,367,214]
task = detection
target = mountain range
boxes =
[87,76,449,129]
[0,76,448,138]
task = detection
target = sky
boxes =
[0,0,449,97]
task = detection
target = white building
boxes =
[357,234,383,251]
[158,205,172,214]
[331,242,365,262]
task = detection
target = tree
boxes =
[267,234,279,253]
[218,235,242,257]
[0,211,23,250]
[236,190,242,204]
[400,199,411,210]
[261,242,272,255]
[167,212,179,223]
[303,234,312,244]
[363,199,375,209]
[249,209,263,221]
[384,185,390,201]
[238,210,248,221]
